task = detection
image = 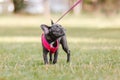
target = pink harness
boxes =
[41,34,59,54]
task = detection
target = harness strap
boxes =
[41,34,59,53]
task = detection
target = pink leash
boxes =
[55,0,82,23]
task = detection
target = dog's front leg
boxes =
[60,36,70,63]
[49,52,52,64]
[43,48,49,64]
[53,51,58,64]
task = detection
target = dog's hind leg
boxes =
[60,36,70,63]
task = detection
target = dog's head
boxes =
[41,20,65,41]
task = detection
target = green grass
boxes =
[0,42,120,80]
[0,15,120,80]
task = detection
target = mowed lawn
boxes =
[0,15,120,80]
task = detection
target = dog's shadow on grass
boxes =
[30,60,44,66]
[33,61,56,66]
[39,62,44,65]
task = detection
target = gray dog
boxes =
[40,20,70,64]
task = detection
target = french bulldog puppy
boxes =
[40,20,70,64]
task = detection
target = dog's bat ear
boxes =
[51,19,54,25]
[40,24,50,34]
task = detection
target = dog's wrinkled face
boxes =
[49,24,65,38]
[41,20,65,41]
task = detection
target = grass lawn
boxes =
[0,15,120,80]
